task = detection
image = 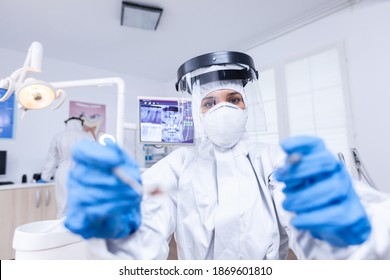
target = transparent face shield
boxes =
[176,63,266,144]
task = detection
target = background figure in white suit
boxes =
[40,117,93,218]
[64,51,389,259]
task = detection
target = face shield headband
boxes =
[175,68,258,95]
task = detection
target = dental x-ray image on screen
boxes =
[138,96,194,145]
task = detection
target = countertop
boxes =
[0,182,55,191]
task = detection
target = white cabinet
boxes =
[0,184,57,259]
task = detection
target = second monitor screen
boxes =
[139,97,194,145]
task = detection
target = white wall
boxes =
[0,47,164,184]
[244,1,390,192]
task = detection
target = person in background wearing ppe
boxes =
[64,52,390,259]
[40,116,93,218]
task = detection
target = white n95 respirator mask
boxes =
[202,102,248,149]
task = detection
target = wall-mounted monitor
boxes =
[138,96,194,145]
[0,151,6,175]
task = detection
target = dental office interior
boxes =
[0,0,389,260]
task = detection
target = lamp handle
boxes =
[0,77,15,102]
[50,89,66,110]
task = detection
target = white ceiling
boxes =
[0,0,358,83]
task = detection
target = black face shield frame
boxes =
[175,51,259,94]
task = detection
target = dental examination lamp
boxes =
[0,41,136,146]
[0,42,65,112]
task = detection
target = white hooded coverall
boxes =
[41,119,92,218]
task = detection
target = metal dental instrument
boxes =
[100,135,163,196]
[351,148,377,189]
[99,135,144,196]
[113,167,164,197]
[278,152,302,176]
[287,152,302,165]
[337,152,346,167]
[113,166,144,196]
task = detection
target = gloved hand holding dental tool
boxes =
[275,135,371,247]
[64,138,142,239]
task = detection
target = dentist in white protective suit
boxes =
[64,51,390,259]
[40,117,93,218]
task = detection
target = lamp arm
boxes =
[0,77,15,102]
[51,77,126,146]
[50,89,66,110]
[17,42,43,83]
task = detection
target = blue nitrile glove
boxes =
[64,140,142,239]
[275,136,371,247]
[37,179,49,183]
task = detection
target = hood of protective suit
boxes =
[65,119,84,131]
